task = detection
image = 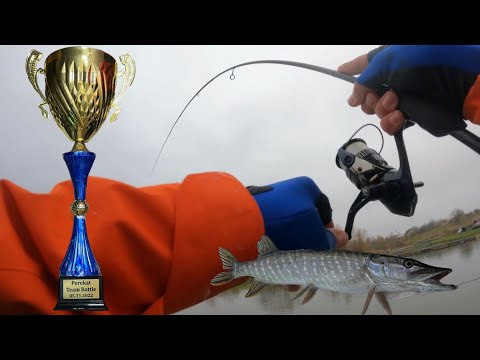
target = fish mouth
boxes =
[423,269,457,290]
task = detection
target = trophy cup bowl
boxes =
[25,46,135,311]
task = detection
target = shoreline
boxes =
[392,234,480,257]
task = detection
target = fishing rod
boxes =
[151,59,480,175]
[151,59,480,239]
[150,60,357,176]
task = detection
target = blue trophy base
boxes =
[54,276,107,311]
[55,151,107,312]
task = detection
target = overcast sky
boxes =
[2,45,480,237]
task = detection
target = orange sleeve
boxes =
[0,172,264,315]
[464,75,480,125]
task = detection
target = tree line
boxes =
[345,208,480,253]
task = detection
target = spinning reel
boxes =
[336,123,424,239]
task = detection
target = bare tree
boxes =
[450,208,466,225]
[346,227,369,252]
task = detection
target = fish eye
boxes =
[403,260,414,268]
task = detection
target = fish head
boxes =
[367,254,457,292]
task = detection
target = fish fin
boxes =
[375,293,392,315]
[291,284,313,301]
[210,272,234,286]
[291,284,315,302]
[301,287,318,305]
[211,247,238,286]
[257,235,279,257]
[245,280,269,297]
[219,247,237,270]
[361,286,376,315]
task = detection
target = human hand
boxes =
[338,45,480,135]
[315,188,349,249]
[327,227,349,249]
[337,46,404,135]
[249,177,349,251]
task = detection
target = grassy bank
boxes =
[346,209,480,254]
[391,229,480,256]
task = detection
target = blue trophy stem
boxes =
[60,151,101,277]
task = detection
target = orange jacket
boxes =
[464,77,480,125]
[0,172,264,315]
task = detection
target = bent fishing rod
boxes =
[151,59,480,176]
[151,59,480,239]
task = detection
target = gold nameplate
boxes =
[61,279,100,300]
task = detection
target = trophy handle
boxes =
[110,53,136,123]
[25,50,49,119]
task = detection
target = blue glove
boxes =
[358,45,480,135]
[248,177,336,251]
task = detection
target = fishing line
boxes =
[456,275,480,287]
[415,274,480,299]
[349,123,385,155]
[149,60,357,177]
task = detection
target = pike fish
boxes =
[211,235,457,314]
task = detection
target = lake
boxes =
[177,238,480,315]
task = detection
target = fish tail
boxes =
[210,272,234,286]
[219,247,237,270]
[210,248,238,286]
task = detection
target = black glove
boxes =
[357,45,480,136]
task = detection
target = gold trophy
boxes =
[25,46,135,311]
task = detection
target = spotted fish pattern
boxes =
[211,235,457,314]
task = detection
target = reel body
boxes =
[336,127,424,239]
